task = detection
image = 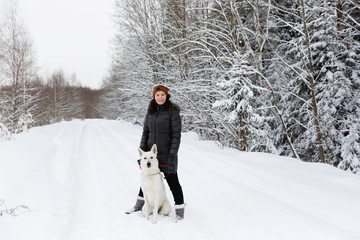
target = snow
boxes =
[1,119,360,240]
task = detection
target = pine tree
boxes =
[214,54,272,151]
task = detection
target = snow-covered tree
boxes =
[0,121,11,140]
[339,126,360,174]
[266,0,360,172]
[44,70,86,123]
[214,54,272,152]
[316,0,360,172]
[0,0,37,133]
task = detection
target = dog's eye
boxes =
[144,157,147,160]
[150,157,153,159]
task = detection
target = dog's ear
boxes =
[138,147,144,157]
[151,144,157,155]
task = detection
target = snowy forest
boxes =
[1,0,360,175]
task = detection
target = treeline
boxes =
[0,70,102,134]
[100,0,360,174]
[0,2,101,137]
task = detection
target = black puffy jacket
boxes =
[140,100,181,173]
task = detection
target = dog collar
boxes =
[148,172,166,179]
[149,172,161,176]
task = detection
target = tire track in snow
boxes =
[89,120,148,235]
[59,120,145,240]
[59,121,115,240]
[94,120,141,194]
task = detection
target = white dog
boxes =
[138,144,171,223]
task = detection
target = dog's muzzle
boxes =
[147,162,151,168]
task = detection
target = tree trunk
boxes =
[300,0,325,163]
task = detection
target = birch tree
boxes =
[0,0,37,133]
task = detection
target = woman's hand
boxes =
[167,154,177,173]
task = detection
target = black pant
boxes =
[138,173,184,205]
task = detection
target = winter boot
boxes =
[125,196,144,214]
[174,204,186,221]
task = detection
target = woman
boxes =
[126,85,185,220]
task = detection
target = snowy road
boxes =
[1,119,360,240]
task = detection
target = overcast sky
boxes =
[2,0,116,89]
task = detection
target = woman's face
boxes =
[155,91,166,105]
